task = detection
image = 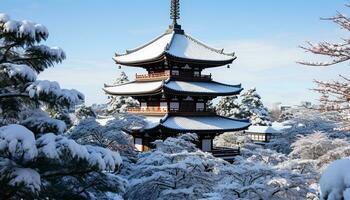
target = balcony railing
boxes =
[127,107,168,116]
[135,72,212,81]
[127,107,216,116]
[135,72,170,81]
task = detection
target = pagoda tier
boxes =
[103,79,242,97]
[137,115,250,134]
[125,114,250,152]
[114,28,236,69]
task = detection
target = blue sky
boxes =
[2,0,349,107]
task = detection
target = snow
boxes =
[2,63,37,82]
[320,158,350,200]
[9,167,41,193]
[162,116,250,131]
[4,20,19,33]
[114,32,174,63]
[27,80,61,98]
[19,20,36,38]
[1,14,49,39]
[86,145,122,171]
[36,133,121,171]
[32,45,66,60]
[27,80,84,106]
[0,13,10,23]
[96,117,114,126]
[144,116,162,129]
[114,30,234,64]
[165,80,242,95]
[37,133,89,160]
[168,33,234,61]
[104,80,163,95]
[247,125,280,134]
[0,124,38,162]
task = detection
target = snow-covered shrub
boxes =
[126,133,228,200]
[210,156,316,200]
[214,131,252,148]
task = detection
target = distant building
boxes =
[244,125,281,143]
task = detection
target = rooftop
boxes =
[103,80,242,96]
[130,115,251,134]
[114,30,236,67]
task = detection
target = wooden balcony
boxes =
[135,72,212,82]
[127,107,216,116]
[135,72,170,81]
[211,147,240,162]
[127,107,168,116]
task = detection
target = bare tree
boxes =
[299,3,350,130]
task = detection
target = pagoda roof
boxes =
[103,80,242,96]
[114,30,236,67]
[131,115,250,134]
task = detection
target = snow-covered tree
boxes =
[210,156,316,200]
[126,133,228,200]
[240,88,271,126]
[216,96,241,118]
[216,88,271,126]
[0,14,125,199]
[267,107,344,154]
[0,13,84,129]
[299,3,350,131]
[214,131,252,148]
[289,131,350,171]
[106,71,139,114]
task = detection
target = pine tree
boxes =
[0,13,124,199]
[216,96,241,118]
[239,88,272,126]
[106,71,139,114]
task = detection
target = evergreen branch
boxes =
[0,92,29,99]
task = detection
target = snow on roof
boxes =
[104,80,241,96]
[246,125,281,134]
[144,116,163,129]
[115,33,174,64]
[162,116,250,131]
[167,33,234,61]
[96,117,115,126]
[165,81,242,95]
[103,81,163,96]
[114,30,235,65]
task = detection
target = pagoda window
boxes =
[172,70,179,76]
[160,102,168,112]
[141,102,147,110]
[196,103,205,111]
[194,71,200,77]
[170,102,179,111]
[201,139,212,152]
[134,138,143,152]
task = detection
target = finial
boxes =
[170,0,180,25]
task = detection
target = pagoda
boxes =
[104,0,250,153]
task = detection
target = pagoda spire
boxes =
[168,0,184,33]
[170,0,180,25]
